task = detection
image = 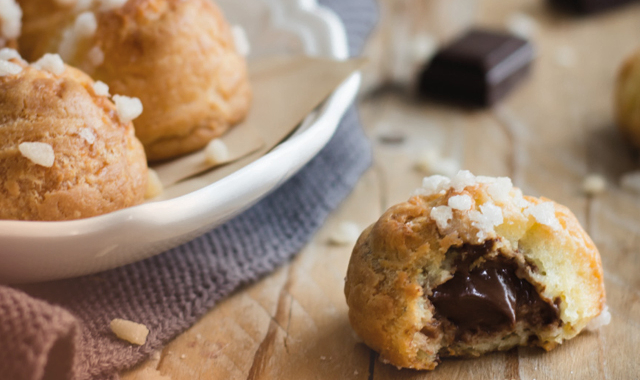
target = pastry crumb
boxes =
[410,33,438,66]
[180,354,186,360]
[507,11,538,39]
[113,95,143,123]
[145,169,163,199]
[232,25,251,57]
[620,171,640,194]
[110,318,149,346]
[110,318,149,345]
[328,221,361,246]
[554,46,577,68]
[414,150,459,177]
[32,54,65,75]
[582,174,606,195]
[204,139,230,165]
[18,142,55,167]
[377,130,406,145]
[587,305,611,331]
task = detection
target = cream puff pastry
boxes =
[0,51,147,220]
[344,171,607,370]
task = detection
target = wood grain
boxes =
[123,0,640,378]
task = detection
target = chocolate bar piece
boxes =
[418,29,534,107]
[549,0,640,14]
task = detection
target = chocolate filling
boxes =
[429,243,560,335]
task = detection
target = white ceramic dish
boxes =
[0,0,361,284]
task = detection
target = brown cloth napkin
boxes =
[0,1,378,379]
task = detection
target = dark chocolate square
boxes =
[418,29,534,107]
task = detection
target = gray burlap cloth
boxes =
[0,1,378,379]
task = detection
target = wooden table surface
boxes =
[123,1,640,379]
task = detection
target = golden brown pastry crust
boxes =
[18,0,252,161]
[615,49,640,148]
[344,173,605,370]
[0,60,148,221]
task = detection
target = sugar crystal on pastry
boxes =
[58,11,98,61]
[345,171,606,370]
[32,53,65,75]
[18,142,55,167]
[413,175,450,197]
[74,12,97,37]
[430,205,452,230]
[0,59,22,76]
[469,202,504,236]
[87,45,104,66]
[524,202,561,230]
[78,128,96,144]
[480,176,513,203]
[0,0,22,40]
[57,29,78,62]
[0,47,21,61]
[92,80,109,97]
[113,95,143,123]
[450,170,477,192]
[448,194,472,211]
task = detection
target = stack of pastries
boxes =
[0,0,252,221]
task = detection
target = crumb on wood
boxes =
[328,221,361,246]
